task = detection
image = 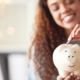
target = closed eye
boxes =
[65,0,74,5]
[50,3,59,11]
[53,6,59,11]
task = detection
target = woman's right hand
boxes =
[68,24,80,42]
[57,73,80,80]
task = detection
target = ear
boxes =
[54,44,67,53]
[59,44,67,52]
[72,44,80,50]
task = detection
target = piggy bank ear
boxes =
[54,44,67,53]
[72,44,80,50]
[59,44,67,52]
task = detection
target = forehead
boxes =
[47,0,63,5]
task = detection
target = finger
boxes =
[68,24,79,42]
[72,24,80,37]
[68,35,72,42]
[69,73,74,80]
[70,72,74,76]
[71,37,80,42]
[68,31,74,43]
[70,24,79,37]
[75,76,80,80]
[57,75,64,80]
[74,75,77,78]
[64,76,71,80]
[75,28,80,35]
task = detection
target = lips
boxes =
[62,13,75,23]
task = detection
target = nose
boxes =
[60,4,70,14]
[66,54,76,64]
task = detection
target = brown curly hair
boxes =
[29,0,67,80]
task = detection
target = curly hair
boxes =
[29,0,67,80]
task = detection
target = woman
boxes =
[28,0,80,80]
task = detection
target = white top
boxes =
[28,46,58,80]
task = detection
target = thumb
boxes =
[57,75,64,80]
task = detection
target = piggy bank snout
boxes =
[66,54,76,64]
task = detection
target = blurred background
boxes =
[0,0,37,80]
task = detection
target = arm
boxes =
[28,46,41,80]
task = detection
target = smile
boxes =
[69,65,75,68]
[63,13,75,23]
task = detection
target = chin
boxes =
[64,24,76,29]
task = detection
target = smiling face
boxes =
[47,0,80,29]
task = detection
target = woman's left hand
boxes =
[68,24,80,42]
[57,73,80,80]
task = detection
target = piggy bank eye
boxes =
[74,51,76,53]
[65,50,67,52]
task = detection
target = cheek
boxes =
[71,3,80,15]
[51,12,61,25]
[71,4,80,23]
[76,7,80,15]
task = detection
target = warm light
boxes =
[7,27,15,35]
[0,3,5,16]
[0,31,3,39]
[0,0,2,3]
[3,0,12,4]
[0,3,5,10]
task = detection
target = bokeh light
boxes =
[3,0,12,4]
[7,27,15,35]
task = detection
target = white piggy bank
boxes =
[53,44,80,78]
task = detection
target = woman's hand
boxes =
[68,24,80,42]
[57,73,80,80]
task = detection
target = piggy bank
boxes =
[53,44,80,78]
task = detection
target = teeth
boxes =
[64,14,74,22]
